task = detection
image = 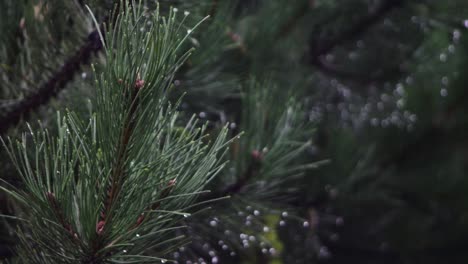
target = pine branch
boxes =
[310,57,405,84]
[1,5,232,263]
[0,29,103,135]
[205,150,262,200]
[100,80,142,231]
[309,0,405,60]
[0,0,129,135]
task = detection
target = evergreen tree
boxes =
[2,1,468,264]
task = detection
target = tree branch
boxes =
[204,150,262,200]
[311,56,404,85]
[0,29,103,134]
[309,0,405,60]
[0,0,129,135]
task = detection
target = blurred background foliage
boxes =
[2,0,468,263]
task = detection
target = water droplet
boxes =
[318,246,331,259]
[160,259,166,263]
[449,44,456,53]
[381,119,389,128]
[199,112,206,118]
[303,221,310,228]
[397,99,405,109]
[335,217,344,226]
[136,233,140,237]
[253,210,260,216]
[187,29,192,34]
[441,76,449,86]
[348,51,358,60]
[269,248,277,255]
[263,226,270,232]
[211,257,218,263]
[440,88,448,97]
[123,249,127,253]
[222,245,228,250]
[249,236,256,242]
[440,53,447,62]
[262,248,268,254]
[281,212,288,218]
[453,30,462,41]
[208,250,215,257]
[396,83,405,95]
[279,220,286,226]
[230,252,236,256]
[229,122,237,129]
[242,240,250,248]
[81,72,87,79]
[464,20,468,28]
[210,220,217,227]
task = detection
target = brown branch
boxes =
[309,0,405,60]
[45,192,80,243]
[133,179,177,228]
[99,78,143,232]
[310,56,404,85]
[0,0,130,135]
[0,29,103,135]
[204,150,263,201]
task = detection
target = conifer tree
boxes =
[3,1,468,264]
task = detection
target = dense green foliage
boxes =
[1,0,468,263]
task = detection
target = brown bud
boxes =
[96,220,105,235]
[45,191,56,202]
[168,179,177,187]
[251,150,262,161]
[136,213,145,226]
[134,79,145,90]
[19,18,26,30]
[228,31,241,42]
